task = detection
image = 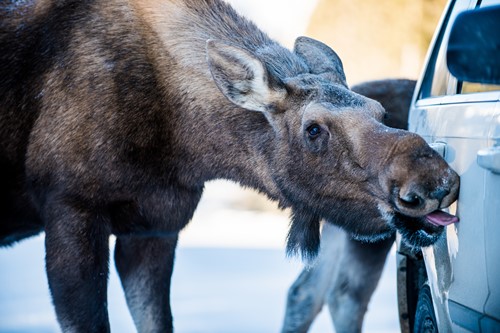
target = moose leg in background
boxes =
[281,79,416,333]
[115,235,178,333]
[326,229,395,332]
[282,223,348,333]
[282,224,394,333]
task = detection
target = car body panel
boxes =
[400,0,500,331]
[410,62,499,330]
[483,128,500,319]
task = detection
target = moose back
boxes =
[0,0,459,332]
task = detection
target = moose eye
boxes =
[306,124,322,139]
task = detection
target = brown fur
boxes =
[1,1,457,332]
[282,79,415,333]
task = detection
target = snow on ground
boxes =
[0,181,400,333]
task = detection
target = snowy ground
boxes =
[0,181,400,333]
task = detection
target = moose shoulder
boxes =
[0,0,459,332]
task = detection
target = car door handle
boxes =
[477,147,500,174]
[429,142,447,158]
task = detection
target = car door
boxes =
[480,104,500,330]
[409,0,500,331]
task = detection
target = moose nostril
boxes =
[399,193,424,208]
[430,188,450,202]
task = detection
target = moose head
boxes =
[206,36,459,260]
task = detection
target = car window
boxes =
[418,0,500,99]
[459,82,500,94]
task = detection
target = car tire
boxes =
[413,285,438,333]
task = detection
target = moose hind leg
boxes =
[114,234,178,333]
[44,199,112,333]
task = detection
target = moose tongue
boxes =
[425,210,459,227]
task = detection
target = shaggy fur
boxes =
[282,79,415,333]
[1,1,457,332]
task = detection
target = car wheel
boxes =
[413,285,438,333]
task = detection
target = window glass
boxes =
[419,0,475,99]
[428,41,450,97]
[460,82,500,94]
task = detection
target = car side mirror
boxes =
[446,5,500,85]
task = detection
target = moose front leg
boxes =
[114,234,178,333]
[44,200,112,333]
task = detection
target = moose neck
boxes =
[176,105,282,200]
[133,0,286,200]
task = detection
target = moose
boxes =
[1,0,459,332]
[282,79,416,333]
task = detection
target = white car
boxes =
[397,1,500,332]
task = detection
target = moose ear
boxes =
[206,40,285,112]
[293,36,347,86]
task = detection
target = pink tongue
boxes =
[425,210,459,227]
